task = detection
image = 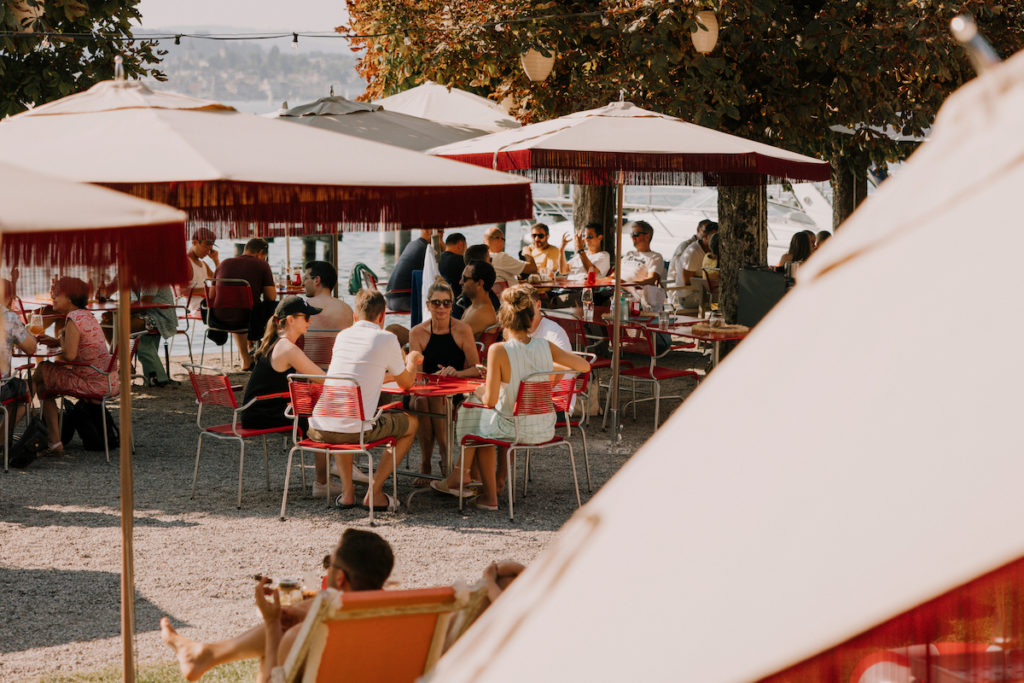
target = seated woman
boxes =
[239,296,332,493]
[32,277,116,456]
[431,286,591,510]
[777,231,812,277]
[408,278,481,483]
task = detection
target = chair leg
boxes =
[366,449,376,526]
[458,446,466,513]
[522,448,529,498]
[654,382,661,428]
[262,436,270,491]
[237,440,245,510]
[280,446,297,521]
[631,378,638,421]
[191,433,204,499]
[567,443,582,508]
[601,379,613,431]
[391,443,398,508]
[2,404,8,473]
[507,447,515,521]
[100,399,110,463]
[580,426,592,492]
[298,448,307,492]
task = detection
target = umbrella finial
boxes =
[951,15,1000,74]
[279,100,289,115]
[330,85,334,97]
[618,89,625,102]
[114,55,124,81]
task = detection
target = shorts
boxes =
[307,411,410,444]
[0,377,28,402]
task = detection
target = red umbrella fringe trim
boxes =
[3,222,190,287]
[101,181,535,238]
[437,150,832,186]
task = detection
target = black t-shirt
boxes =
[387,237,429,303]
[438,250,465,297]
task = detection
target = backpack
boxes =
[9,416,48,468]
[62,401,120,451]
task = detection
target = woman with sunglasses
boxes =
[408,278,481,482]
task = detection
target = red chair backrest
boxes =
[546,314,587,351]
[188,370,238,409]
[513,372,575,417]
[298,330,338,369]
[289,376,366,422]
[478,325,502,357]
[618,322,655,356]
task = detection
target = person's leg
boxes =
[495,446,509,496]
[411,396,435,474]
[136,333,169,383]
[445,445,480,489]
[32,365,61,446]
[428,396,448,473]
[232,332,253,369]
[475,446,498,508]
[364,412,418,506]
[161,618,264,682]
[306,428,357,505]
[331,452,355,506]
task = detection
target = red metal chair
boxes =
[523,367,593,499]
[545,312,630,425]
[200,278,253,367]
[477,324,502,359]
[297,329,339,371]
[604,322,699,429]
[185,363,292,509]
[358,266,410,316]
[282,374,403,524]
[457,370,581,520]
[1,376,31,472]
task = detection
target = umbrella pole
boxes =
[117,267,136,683]
[285,224,291,281]
[331,232,339,297]
[609,176,624,445]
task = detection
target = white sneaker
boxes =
[329,459,370,484]
[312,478,345,499]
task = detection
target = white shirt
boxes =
[668,235,699,285]
[489,251,527,285]
[532,316,571,351]
[566,250,611,279]
[678,241,707,284]
[620,250,665,283]
[310,321,405,433]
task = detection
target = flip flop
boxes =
[429,480,478,499]
[334,495,358,510]
[361,491,399,512]
[474,501,499,511]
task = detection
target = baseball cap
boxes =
[274,295,322,319]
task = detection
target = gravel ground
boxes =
[0,347,705,681]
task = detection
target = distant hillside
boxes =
[141,34,367,109]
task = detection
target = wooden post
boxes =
[117,264,136,683]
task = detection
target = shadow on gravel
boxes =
[0,567,187,653]
[0,504,200,529]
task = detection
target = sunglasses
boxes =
[531,234,547,239]
[630,232,650,238]
[428,299,453,308]
[490,234,505,241]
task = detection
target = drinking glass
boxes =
[27,313,45,337]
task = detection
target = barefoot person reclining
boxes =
[161,528,394,682]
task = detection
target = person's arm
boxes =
[441,322,480,377]
[16,328,37,356]
[254,578,283,683]
[58,318,81,362]
[557,234,571,274]
[521,252,538,275]
[262,262,278,302]
[262,285,278,303]
[550,343,591,373]
[480,343,507,407]
[408,324,428,355]
[392,349,423,389]
[274,340,326,376]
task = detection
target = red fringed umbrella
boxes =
[429,101,831,439]
[0,78,533,237]
[1,161,187,683]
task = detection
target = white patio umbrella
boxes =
[429,101,830,439]
[375,80,521,133]
[0,161,187,683]
[0,77,533,238]
[426,49,1024,682]
[272,95,488,151]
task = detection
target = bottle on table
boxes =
[618,291,629,323]
[581,287,594,322]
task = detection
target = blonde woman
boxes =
[432,286,590,510]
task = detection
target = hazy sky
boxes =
[135,0,348,31]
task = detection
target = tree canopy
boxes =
[343,0,1024,172]
[1,0,164,118]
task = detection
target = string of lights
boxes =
[0,9,608,44]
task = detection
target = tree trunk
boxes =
[831,152,869,229]
[718,185,767,324]
[573,185,617,258]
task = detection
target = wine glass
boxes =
[27,313,44,337]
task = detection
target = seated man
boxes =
[160,528,394,683]
[386,228,434,312]
[181,228,219,309]
[485,226,536,289]
[620,220,666,287]
[212,237,277,371]
[301,260,353,331]
[520,223,566,275]
[670,221,719,310]
[455,262,498,338]
[310,289,421,510]
[1,278,36,440]
[439,232,467,297]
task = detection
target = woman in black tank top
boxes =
[408,279,481,481]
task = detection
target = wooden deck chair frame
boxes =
[281,374,402,524]
[275,582,489,683]
[458,370,581,521]
[184,363,291,509]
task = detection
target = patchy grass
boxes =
[39,659,258,683]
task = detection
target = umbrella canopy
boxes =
[427,51,1024,682]
[0,79,532,236]
[0,161,188,288]
[429,100,830,186]
[273,95,488,151]
[375,80,521,133]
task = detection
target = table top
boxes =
[381,373,483,397]
[21,298,174,312]
[532,276,616,289]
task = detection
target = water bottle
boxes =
[618,291,629,323]
[581,287,594,322]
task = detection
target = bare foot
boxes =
[160,617,213,682]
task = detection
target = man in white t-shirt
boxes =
[619,220,666,286]
[308,290,422,511]
[485,226,537,288]
[670,221,718,308]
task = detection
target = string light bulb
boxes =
[291,32,298,50]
